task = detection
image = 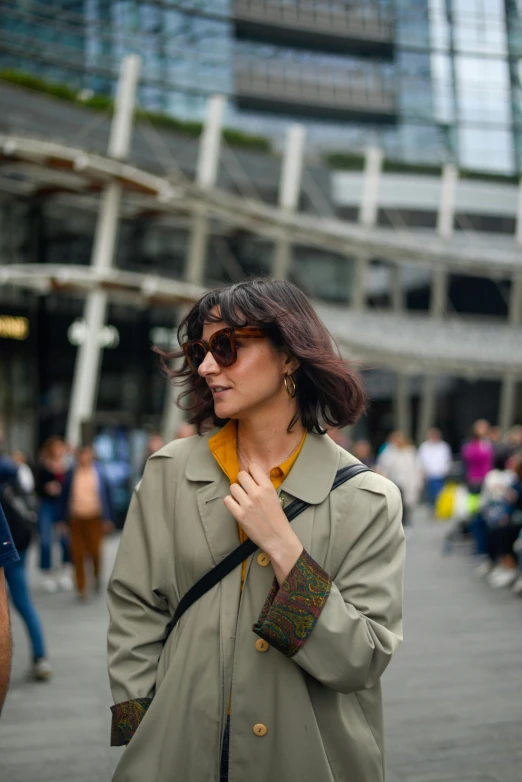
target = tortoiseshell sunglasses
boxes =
[181,326,266,374]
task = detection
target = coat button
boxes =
[255,638,269,653]
[257,552,271,567]
[253,723,267,737]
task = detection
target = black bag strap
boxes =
[165,463,370,639]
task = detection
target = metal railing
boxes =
[233,0,394,43]
[234,57,397,115]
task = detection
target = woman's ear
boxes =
[283,352,300,374]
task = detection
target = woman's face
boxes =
[198,312,295,421]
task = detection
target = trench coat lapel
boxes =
[279,432,342,556]
[185,433,239,566]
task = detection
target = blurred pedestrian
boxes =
[2,485,52,681]
[12,450,35,493]
[417,428,452,507]
[35,436,73,592]
[377,431,422,527]
[352,439,375,468]
[1,500,19,712]
[327,427,350,450]
[108,279,404,782]
[461,419,494,494]
[146,432,164,456]
[505,425,522,460]
[175,422,197,439]
[483,453,522,588]
[58,445,113,601]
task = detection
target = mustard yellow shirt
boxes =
[208,419,307,590]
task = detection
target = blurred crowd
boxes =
[372,420,522,596]
[0,424,196,683]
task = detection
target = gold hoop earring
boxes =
[284,373,297,398]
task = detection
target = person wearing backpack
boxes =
[1,448,52,682]
[107,280,405,782]
[0,499,19,715]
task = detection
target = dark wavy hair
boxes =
[155,279,366,434]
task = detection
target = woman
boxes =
[35,436,73,592]
[107,280,405,782]
[58,445,113,600]
[461,419,494,494]
[377,431,421,527]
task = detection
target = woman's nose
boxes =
[198,350,220,377]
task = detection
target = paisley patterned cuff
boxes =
[252,550,332,658]
[110,697,152,746]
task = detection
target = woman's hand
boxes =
[224,463,303,585]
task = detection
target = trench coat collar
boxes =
[185,428,341,505]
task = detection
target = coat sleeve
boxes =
[107,474,173,746]
[253,482,405,694]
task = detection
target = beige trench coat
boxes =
[107,430,405,782]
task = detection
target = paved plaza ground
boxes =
[0,512,521,782]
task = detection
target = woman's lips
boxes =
[210,386,231,398]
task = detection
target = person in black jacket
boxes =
[0,499,18,713]
[1,450,52,681]
[35,436,73,592]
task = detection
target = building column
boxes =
[394,372,412,440]
[272,124,305,281]
[498,180,522,432]
[351,147,383,308]
[351,255,368,310]
[161,95,225,441]
[499,269,522,431]
[66,55,141,448]
[417,163,457,442]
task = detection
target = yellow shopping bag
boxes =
[435,482,456,520]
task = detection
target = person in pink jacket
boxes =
[461,419,494,493]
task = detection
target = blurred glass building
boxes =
[0,0,521,458]
[1,0,521,173]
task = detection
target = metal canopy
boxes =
[1,134,522,277]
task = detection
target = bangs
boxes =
[183,280,287,340]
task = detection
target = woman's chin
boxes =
[213,400,237,419]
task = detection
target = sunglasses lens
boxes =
[211,332,235,366]
[186,343,206,372]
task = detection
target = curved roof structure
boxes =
[1,134,522,277]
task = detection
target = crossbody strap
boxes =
[165,463,370,639]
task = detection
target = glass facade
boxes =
[0,1,521,171]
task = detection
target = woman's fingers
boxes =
[248,463,272,486]
[229,481,249,505]
[237,469,257,494]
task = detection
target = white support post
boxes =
[499,200,522,431]
[417,375,436,445]
[417,163,457,442]
[272,124,305,281]
[66,55,141,448]
[499,373,517,434]
[358,146,383,228]
[394,373,412,440]
[351,255,368,310]
[430,268,448,317]
[509,271,522,326]
[184,95,225,285]
[390,265,404,311]
[161,95,225,441]
[437,162,457,239]
[351,146,383,308]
